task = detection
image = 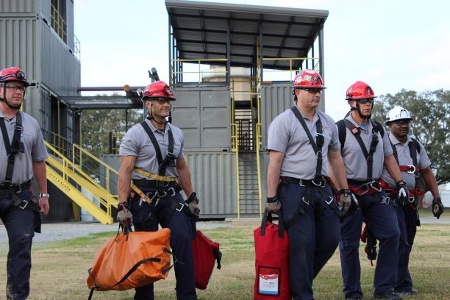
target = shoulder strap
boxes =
[411,137,421,153]
[140,121,175,176]
[140,121,163,165]
[371,120,384,138]
[336,119,348,152]
[344,119,379,181]
[290,106,324,180]
[0,112,23,187]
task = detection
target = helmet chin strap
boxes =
[1,88,23,110]
[147,110,167,125]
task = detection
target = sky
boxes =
[74,0,450,120]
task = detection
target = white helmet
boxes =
[385,106,412,124]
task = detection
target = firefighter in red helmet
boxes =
[345,81,377,120]
[266,69,350,299]
[0,67,49,299]
[141,80,176,124]
[117,80,200,299]
[0,67,30,109]
[335,80,408,300]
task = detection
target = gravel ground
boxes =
[0,216,447,245]
[0,219,235,244]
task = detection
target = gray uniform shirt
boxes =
[381,133,430,188]
[0,111,48,185]
[119,119,185,179]
[340,115,393,181]
[267,107,339,179]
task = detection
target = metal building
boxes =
[1,0,328,223]
[164,0,328,218]
[1,0,83,221]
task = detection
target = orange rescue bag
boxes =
[87,228,172,298]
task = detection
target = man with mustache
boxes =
[117,80,200,300]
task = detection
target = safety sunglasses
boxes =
[4,84,26,93]
[357,98,374,104]
[303,88,322,94]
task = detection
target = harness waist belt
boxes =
[132,179,179,189]
[0,180,31,191]
[347,179,381,186]
[281,176,328,186]
[398,165,419,173]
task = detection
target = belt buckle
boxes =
[312,176,326,187]
[298,179,306,187]
[407,165,417,174]
[167,187,176,197]
[175,203,185,212]
[370,181,382,192]
[19,199,29,210]
[356,183,369,195]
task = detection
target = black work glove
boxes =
[186,192,200,216]
[396,180,408,203]
[265,195,281,214]
[432,197,444,219]
[117,202,133,226]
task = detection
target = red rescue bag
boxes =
[87,227,172,299]
[192,230,222,289]
[254,213,291,300]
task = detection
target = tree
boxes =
[80,107,143,176]
[371,89,450,186]
[81,108,143,156]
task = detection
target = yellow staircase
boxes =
[45,142,118,224]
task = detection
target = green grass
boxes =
[0,209,448,299]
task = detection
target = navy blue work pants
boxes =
[339,191,400,298]
[0,189,36,300]
[280,182,341,300]
[129,190,197,300]
[395,204,417,291]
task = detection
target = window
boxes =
[51,0,67,43]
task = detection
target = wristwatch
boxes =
[39,193,50,198]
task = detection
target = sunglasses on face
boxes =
[357,98,374,104]
[4,84,26,93]
[303,88,322,94]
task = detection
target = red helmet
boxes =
[142,81,175,101]
[345,81,376,100]
[292,69,326,90]
[0,67,30,87]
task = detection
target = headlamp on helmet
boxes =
[0,67,30,87]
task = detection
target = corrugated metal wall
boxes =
[100,151,238,219]
[1,0,81,222]
[0,0,80,117]
[171,86,231,151]
[260,84,293,149]
[260,83,325,149]
[184,151,237,217]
